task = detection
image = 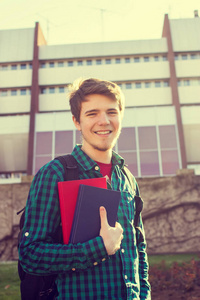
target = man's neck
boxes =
[81,145,112,164]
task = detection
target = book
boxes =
[58,177,107,244]
[69,184,121,244]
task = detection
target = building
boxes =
[0,13,200,180]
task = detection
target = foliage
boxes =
[149,257,200,299]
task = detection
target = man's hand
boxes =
[99,206,123,255]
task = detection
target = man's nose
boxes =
[98,113,110,125]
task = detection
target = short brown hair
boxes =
[68,78,125,122]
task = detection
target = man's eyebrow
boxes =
[84,109,99,115]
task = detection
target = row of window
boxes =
[0,88,31,97]
[2,78,200,97]
[1,52,199,71]
[177,79,200,87]
[174,53,200,61]
[40,80,170,94]
[39,55,168,68]
[34,125,180,177]
[0,63,32,71]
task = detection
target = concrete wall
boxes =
[0,170,199,261]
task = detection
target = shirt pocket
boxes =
[118,191,135,226]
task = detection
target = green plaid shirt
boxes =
[19,145,151,299]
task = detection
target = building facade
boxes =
[0,14,200,179]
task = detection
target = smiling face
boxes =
[73,94,123,162]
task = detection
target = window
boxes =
[20,89,26,95]
[55,131,73,155]
[96,59,102,65]
[115,58,121,64]
[145,82,151,88]
[144,57,149,62]
[20,64,27,70]
[68,61,73,67]
[174,55,179,61]
[125,57,130,63]
[182,54,187,60]
[177,80,181,87]
[159,125,179,175]
[105,59,111,64]
[41,63,46,68]
[58,61,64,67]
[77,60,83,66]
[154,56,159,62]
[162,56,167,61]
[138,126,159,176]
[155,81,161,88]
[11,64,17,70]
[59,87,65,93]
[11,90,17,96]
[163,81,169,87]
[41,88,47,94]
[49,62,55,68]
[125,83,132,89]
[86,60,92,66]
[117,127,137,175]
[49,87,55,94]
[183,80,190,86]
[134,57,140,63]
[190,54,197,60]
[135,82,141,89]
[2,65,8,70]
[29,63,32,69]
[1,90,7,97]
[117,83,122,88]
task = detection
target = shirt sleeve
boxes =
[135,181,151,300]
[18,160,109,276]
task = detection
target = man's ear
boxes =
[72,116,81,131]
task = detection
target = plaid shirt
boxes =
[19,145,151,300]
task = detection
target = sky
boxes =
[0,0,200,45]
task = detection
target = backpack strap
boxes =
[122,166,144,245]
[54,154,79,181]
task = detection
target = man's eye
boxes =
[87,113,96,117]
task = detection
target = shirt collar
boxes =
[71,145,125,171]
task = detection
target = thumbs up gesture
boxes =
[99,206,123,255]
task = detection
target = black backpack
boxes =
[17,155,143,300]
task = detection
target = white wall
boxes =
[178,86,200,104]
[0,28,34,63]
[39,38,167,60]
[0,69,32,88]
[175,60,200,78]
[124,87,172,107]
[0,95,31,114]
[170,18,200,52]
[39,94,70,112]
[39,61,170,85]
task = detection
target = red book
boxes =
[58,177,107,244]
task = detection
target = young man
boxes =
[19,78,151,299]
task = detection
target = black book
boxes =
[69,184,121,244]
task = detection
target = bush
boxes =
[149,258,200,299]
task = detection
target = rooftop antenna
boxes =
[36,13,55,42]
[82,6,120,41]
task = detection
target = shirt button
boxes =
[72,268,76,271]
[124,275,128,280]
[25,232,29,237]
[95,166,99,171]
[93,262,98,266]
[102,258,106,262]
[121,249,125,253]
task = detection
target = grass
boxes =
[0,254,199,299]
[148,253,200,267]
[0,262,20,300]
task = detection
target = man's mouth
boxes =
[95,130,112,135]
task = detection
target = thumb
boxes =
[99,206,109,228]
